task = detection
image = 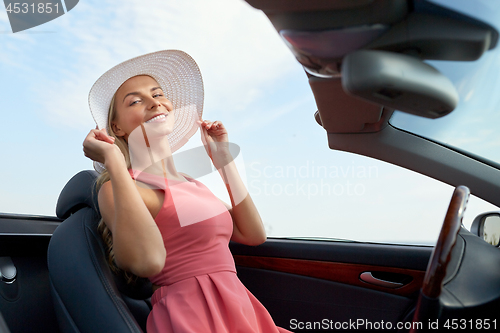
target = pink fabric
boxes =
[148,272,291,332]
[129,170,291,333]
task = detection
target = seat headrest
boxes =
[56,170,100,219]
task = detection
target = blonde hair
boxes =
[95,94,138,284]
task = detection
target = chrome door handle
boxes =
[359,272,403,289]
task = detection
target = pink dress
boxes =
[129,170,291,333]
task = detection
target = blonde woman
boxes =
[83,50,291,333]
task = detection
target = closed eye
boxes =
[128,93,164,106]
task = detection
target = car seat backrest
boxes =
[48,170,153,333]
[56,170,100,220]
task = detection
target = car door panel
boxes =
[0,217,432,333]
[234,256,425,297]
[231,239,432,332]
[0,214,61,333]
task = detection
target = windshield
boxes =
[390,0,500,166]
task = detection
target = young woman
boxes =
[83,50,291,333]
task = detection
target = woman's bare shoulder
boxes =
[97,178,164,220]
[98,179,155,204]
[97,180,113,204]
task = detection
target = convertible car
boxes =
[1,0,500,332]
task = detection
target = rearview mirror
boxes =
[471,213,500,247]
[341,50,459,119]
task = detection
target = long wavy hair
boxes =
[95,94,138,284]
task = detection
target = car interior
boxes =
[1,0,500,332]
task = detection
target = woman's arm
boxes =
[197,121,266,246]
[218,160,267,245]
[84,129,166,277]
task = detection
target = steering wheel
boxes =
[410,185,470,332]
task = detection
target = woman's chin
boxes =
[142,121,175,139]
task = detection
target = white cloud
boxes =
[38,73,97,129]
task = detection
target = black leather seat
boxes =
[47,170,153,333]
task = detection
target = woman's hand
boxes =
[83,128,124,167]
[197,120,232,170]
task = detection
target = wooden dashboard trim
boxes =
[234,255,425,297]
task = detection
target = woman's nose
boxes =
[148,98,161,110]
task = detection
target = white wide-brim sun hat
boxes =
[88,50,204,173]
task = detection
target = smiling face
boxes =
[111,75,175,142]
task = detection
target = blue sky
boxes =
[1,0,498,245]
[392,0,500,163]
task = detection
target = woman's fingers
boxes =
[94,128,115,144]
[206,120,219,129]
[199,119,216,129]
[198,119,225,132]
[198,119,211,130]
[198,122,212,156]
[82,128,117,163]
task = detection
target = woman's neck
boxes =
[126,127,184,180]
